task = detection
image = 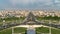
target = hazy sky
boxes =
[0,0,60,10]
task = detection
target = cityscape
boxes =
[0,10,60,34]
[0,0,60,34]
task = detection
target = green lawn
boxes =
[0,27,27,34]
[14,27,27,33]
[0,27,60,34]
[36,27,60,34]
[0,28,12,34]
[36,27,49,33]
[51,28,60,34]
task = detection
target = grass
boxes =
[51,28,60,34]
[14,27,27,33]
[36,27,60,34]
[0,27,60,34]
[36,27,49,33]
[0,27,27,34]
[0,28,12,34]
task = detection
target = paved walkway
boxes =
[13,25,59,30]
[14,25,49,28]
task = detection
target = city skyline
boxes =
[0,0,60,10]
